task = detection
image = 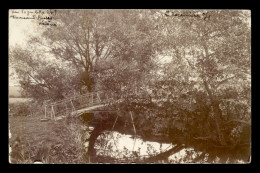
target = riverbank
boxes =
[8,115,88,163]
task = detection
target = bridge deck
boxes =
[54,104,110,121]
[75,104,108,115]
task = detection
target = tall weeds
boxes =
[9,112,90,164]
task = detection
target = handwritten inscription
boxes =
[164,10,211,21]
[10,10,57,27]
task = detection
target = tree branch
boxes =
[138,144,185,163]
[193,136,212,141]
[215,75,236,89]
[224,119,251,125]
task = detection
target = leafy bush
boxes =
[9,103,30,117]
[10,136,33,163]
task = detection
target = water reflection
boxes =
[92,130,205,163]
[82,121,247,163]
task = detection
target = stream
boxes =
[80,113,247,164]
[83,125,205,163]
[94,130,202,163]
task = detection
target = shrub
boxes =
[9,103,30,117]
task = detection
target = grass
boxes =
[9,98,32,104]
[9,86,22,98]
[9,114,89,164]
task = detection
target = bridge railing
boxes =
[43,91,115,120]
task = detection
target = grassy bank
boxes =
[9,115,89,164]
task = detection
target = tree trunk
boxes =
[87,123,111,163]
[87,125,103,163]
[203,78,226,146]
[201,42,226,146]
[138,144,185,163]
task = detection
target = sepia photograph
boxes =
[8,9,251,164]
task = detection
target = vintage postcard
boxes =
[9,9,251,164]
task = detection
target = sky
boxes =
[9,10,39,48]
[9,10,41,85]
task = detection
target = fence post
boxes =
[50,106,53,120]
[44,105,47,119]
[71,99,76,116]
[91,92,94,104]
[52,105,55,121]
[97,92,101,103]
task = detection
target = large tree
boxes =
[11,10,164,101]
[150,10,251,147]
[27,10,163,97]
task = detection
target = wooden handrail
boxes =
[47,91,110,106]
[45,92,95,106]
[44,90,115,120]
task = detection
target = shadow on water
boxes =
[80,112,250,164]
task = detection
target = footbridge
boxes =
[43,91,120,121]
[42,90,186,163]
